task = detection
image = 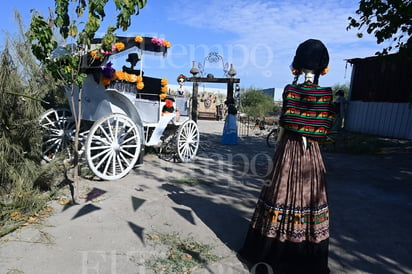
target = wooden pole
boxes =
[227,78,234,100]
[191,80,198,122]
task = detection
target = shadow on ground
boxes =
[139,128,412,273]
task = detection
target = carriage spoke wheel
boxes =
[39,108,75,162]
[176,120,199,162]
[85,113,142,180]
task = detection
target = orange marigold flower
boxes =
[159,93,167,100]
[320,66,330,75]
[161,86,168,93]
[136,75,143,82]
[136,81,144,90]
[90,50,100,59]
[100,77,111,86]
[164,41,171,48]
[115,42,125,51]
[161,78,168,85]
[129,74,138,83]
[291,68,301,75]
[135,35,143,43]
[124,72,133,82]
[114,70,125,81]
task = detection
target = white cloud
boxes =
[166,0,386,87]
[0,0,387,89]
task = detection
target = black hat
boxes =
[292,39,329,73]
[126,53,141,64]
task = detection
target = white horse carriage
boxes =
[39,36,200,180]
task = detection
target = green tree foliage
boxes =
[239,88,275,118]
[0,11,59,197]
[0,47,40,192]
[0,36,57,235]
[28,0,147,70]
[347,0,412,55]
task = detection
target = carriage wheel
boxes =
[85,113,142,180]
[176,120,200,162]
[39,108,75,162]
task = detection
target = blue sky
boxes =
[0,0,392,90]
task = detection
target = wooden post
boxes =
[227,78,234,100]
[191,80,199,122]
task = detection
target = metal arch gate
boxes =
[185,77,240,122]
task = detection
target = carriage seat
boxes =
[137,76,163,100]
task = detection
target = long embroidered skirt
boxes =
[238,131,330,274]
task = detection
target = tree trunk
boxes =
[70,85,82,202]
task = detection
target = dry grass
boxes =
[146,232,220,273]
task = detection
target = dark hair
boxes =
[292,39,329,74]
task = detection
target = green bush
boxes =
[0,14,64,237]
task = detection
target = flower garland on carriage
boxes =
[85,34,171,100]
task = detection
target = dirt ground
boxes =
[1,120,411,274]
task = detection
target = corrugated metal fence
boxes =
[345,101,412,139]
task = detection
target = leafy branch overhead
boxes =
[27,0,148,84]
[55,0,147,42]
[25,0,147,201]
[347,0,412,55]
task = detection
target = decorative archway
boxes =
[183,52,240,122]
[185,76,240,122]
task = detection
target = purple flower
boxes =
[102,62,115,79]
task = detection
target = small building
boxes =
[263,87,283,102]
[345,54,412,139]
